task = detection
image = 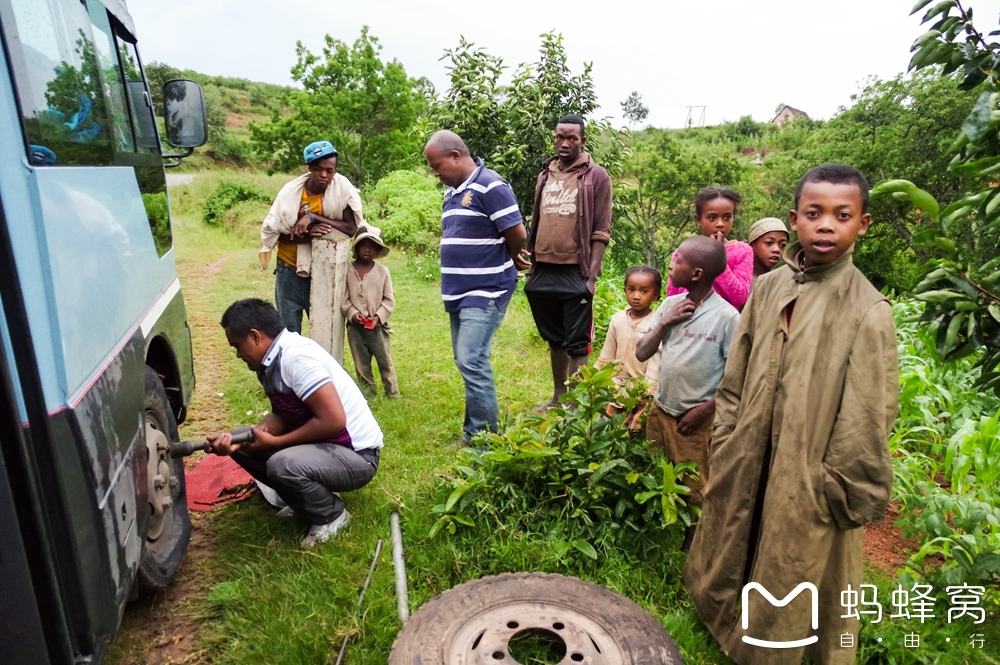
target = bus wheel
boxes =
[139,367,192,590]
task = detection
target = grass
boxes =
[108,175,999,665]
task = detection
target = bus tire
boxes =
[138,366,191,591]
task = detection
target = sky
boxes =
[126,0,1000,128]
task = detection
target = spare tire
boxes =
[388,572,684,664]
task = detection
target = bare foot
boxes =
[532,400,560,413]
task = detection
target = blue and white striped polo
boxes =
[439,159,524,312]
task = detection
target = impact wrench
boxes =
[167,425,255,458]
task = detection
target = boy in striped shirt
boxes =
[424,130,529,441]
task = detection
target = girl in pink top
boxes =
[666,187,753,310]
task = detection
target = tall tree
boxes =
[433,32,599,216]
[872,0,1000,397]
[620,91,649,129]
[611,131,744,271]
[250,27,422,186]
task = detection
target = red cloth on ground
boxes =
[184,454,256,511]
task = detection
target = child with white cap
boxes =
[341,225,400,398]
[746,217,789,278]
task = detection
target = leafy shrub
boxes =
[203,180,270,225]
[592,270,628,349]
[220,200,272,243]
[142,191,171,254]
[429,364,696,562]
[890,299,1000,595]
[364,169,443,252]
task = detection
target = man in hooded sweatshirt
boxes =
[524,114,613,410]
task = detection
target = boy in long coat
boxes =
[684,164,899,665]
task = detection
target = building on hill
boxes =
[771,104,809,126]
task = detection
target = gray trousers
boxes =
[347,322,400,397]
[233,444,379,524]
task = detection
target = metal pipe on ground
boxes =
[333,538,383,665]
[390,512,409,623]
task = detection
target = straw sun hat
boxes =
[353,225,390,259]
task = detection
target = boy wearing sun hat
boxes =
[341,225,400,397]
[746,217,790,278]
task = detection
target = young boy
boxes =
[636,236,739,506]
[746,216,789,278]
[342,225,400,398]
[204,299,384,548]
[684,164,898,665]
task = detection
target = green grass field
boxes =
[106,175,998,665]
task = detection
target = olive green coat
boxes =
[683,243,898,665]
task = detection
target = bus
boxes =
[0,1,206,662]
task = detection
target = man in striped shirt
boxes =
[424,130,529,441]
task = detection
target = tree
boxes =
[610,131,744,271]
[621,91,649,129]
[874,0,1000,396]
[433,32,599,216]
[249,27,422,186]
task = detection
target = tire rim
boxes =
[144,410,175,542]
[448,602,625,664]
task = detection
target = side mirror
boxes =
[163,79,207,148]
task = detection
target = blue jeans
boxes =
[449,299,509,440]
[275,260,310,333]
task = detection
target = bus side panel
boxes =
[33,166,175,402]
[50,330,149,657]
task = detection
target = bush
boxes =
[364,169,442,252]
[203,180,271,225]
[429,365,696,563]
[220,200,272,244]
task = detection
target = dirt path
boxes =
[107,253,232,664]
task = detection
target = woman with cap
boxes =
[341,225,400,398]
[259,140,361,364]
[746,217,790,278]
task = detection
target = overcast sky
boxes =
[127,0,1000,128]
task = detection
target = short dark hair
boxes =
[693,187,742,217]
[556,114,586,138]
[624,265,663,295]
[220,298,285,339]
[680,235,729,282]
[794,164,870,213]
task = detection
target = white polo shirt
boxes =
[259,330,383,451]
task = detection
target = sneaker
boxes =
[276,505,296,519]
[301,510,351,548]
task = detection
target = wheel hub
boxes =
[144,418,173,541]
[450,602,624,664]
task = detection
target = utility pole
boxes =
[685,105,707,128]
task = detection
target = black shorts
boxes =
[523,263,593,357]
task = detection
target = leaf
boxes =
[445,484,471,512]
[587,458,630,489]
[961,90,996,143]
[990,303,1000,323]
[635,491,659,504]
[913,289,964,303]
[625,471,640,484]
[944,312,966,351]
[572,539,598,560]
[910,0,935,13]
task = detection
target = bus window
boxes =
[117,39,159,152]
[86,2,134,153]
[0,0,114,166]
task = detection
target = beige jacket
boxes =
[683,243,898,665]
[259,173,363,276]
[341,262,394,325]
